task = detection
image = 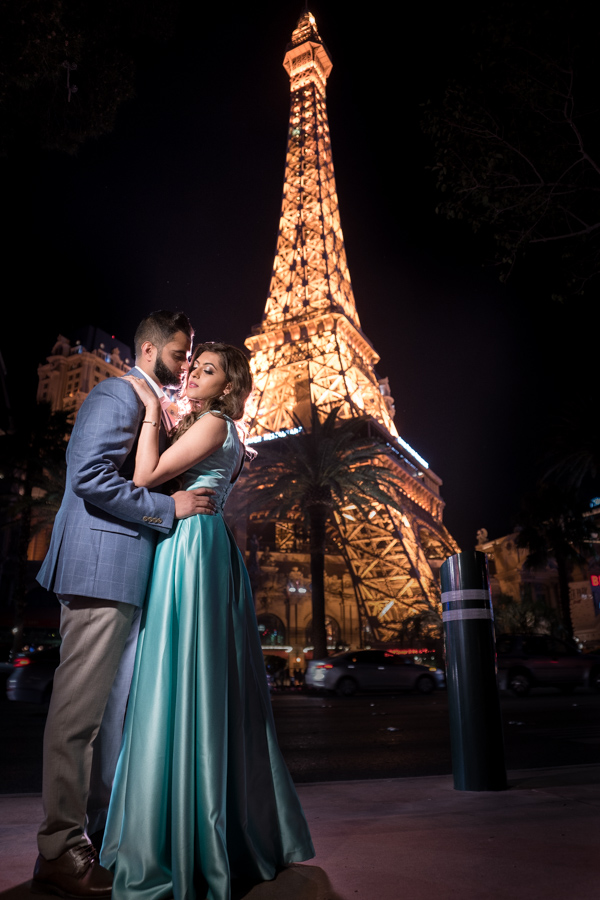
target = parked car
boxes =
[6,646,60,703]
[305,649,445,696]
[496,633,600,696]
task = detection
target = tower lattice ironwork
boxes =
[244,12,458,642]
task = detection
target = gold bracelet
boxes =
[142,420,157,427]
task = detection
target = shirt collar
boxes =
[133,367,173,411]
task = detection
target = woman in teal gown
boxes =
[100,343,314,900]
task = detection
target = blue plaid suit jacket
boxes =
[37,368,175,606]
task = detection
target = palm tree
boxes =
[492,589,562,637]
[242,408,407,659]
[515,482,595,639]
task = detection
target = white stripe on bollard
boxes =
[441,589,491,604]
[442,608,494,622]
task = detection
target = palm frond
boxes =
[243,408,406,523]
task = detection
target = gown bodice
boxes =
[179,413,242,514]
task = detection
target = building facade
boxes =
[37,327,133,420]
[476,523,600,649]
[27,328,134,565]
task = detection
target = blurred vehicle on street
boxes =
[264,654,289,690]
[305,649,445,696]
[6,645,60,703]
[496,633,600,696]
[9,626,61,660]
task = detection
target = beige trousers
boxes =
[37,596,141,860]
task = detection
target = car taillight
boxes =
[13,658,32,668]
[315,664,333,669]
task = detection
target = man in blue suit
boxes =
[32,311,215,898]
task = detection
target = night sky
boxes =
[2,1,591,550]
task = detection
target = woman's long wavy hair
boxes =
[170,342,253,444]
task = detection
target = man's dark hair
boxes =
[134,311,194,357]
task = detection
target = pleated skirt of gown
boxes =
[100,512,314,900]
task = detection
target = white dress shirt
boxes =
[135,368,176,429]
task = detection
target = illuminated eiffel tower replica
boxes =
[243,11,458,647]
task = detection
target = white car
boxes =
[305,649,445,696]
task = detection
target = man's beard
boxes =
[153,352,182,390]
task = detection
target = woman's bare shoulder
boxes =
[189,411,228,435]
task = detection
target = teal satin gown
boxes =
[100,414,314,900]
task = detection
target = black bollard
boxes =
[440,550,507,791]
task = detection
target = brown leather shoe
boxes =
[31,843,112,898]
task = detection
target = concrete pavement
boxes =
[1,765,599,899]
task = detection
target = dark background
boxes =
[2,1,590,550]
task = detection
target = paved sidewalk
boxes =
[1,765,599,899]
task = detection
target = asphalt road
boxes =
[271,689,600,782]
[2,676,600,793]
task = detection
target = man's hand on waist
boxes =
[172,488,216,519]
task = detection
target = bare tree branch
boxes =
[422,6,600,296]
